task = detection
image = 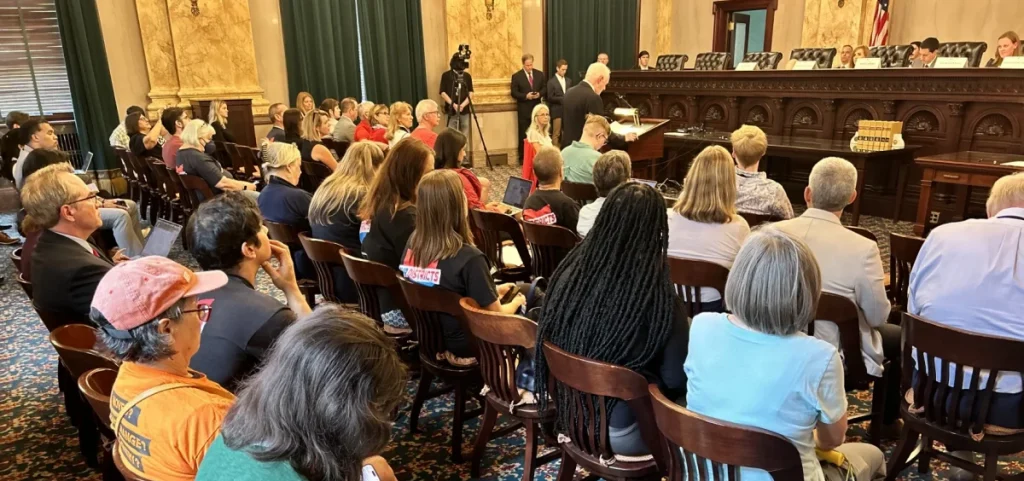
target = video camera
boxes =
[452,44,471,71]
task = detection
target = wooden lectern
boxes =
[609,118,670,180]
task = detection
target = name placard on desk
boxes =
[735,62,758,71]
[934,57,969,69]
[1000,57,1024,69]
[792,61,818,70]
[855,58,882,69]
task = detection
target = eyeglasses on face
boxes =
[181,304,213,323]
[65,193,100,207]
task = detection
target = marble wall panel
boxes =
[134,0,178,103]
[96,0,149,115]
[801,0,868,49]
[249,0,289,110]
[446,0,523,106]
[166,0,264,98]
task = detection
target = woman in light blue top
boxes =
[684,227,884,481]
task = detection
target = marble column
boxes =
[134,0,269,117]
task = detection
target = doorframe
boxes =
[712,0,778,53]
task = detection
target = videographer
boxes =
[440,49,474,142]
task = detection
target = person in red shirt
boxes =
[353,102,375,142]
[433,128,501,212]
[409,99,440,149]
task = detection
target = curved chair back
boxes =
[178,173,216,203]
[17,272,32,299]
[522,222,579,279]
[78,367,118,430]
[649,384,804,481]
[263,219,300,244]
[560,180,598,206]
[694,52,733,71]
[10,246,22,273]
[398,277,471,368]
[470,209,533,282]
[298,232,357,303]
[737,211,782,228]
[815,293,871,387]
[789,48,837,69]
[50,324,119,381]
[937,41,989,68]
[655,54,689,71]
[460,298,538,405]
[667,257,730,318]
[340,251,401,326]
[869,45,914,68]
[741,51,783,70]
[845,225,877,243]
[300,160,333,192]
[321,138,350,159]
[542,342,667,478]
[889,233,924,309]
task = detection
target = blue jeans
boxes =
[99,200,144,256]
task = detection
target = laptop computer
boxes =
[500,176,533,214]
[139,219,183,258]
[73,152,94,175]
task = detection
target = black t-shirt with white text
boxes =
[524,189,581,233]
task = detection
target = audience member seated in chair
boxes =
[685,228,886,481]
[178,120,258,201]
[360,139,434,333]
[524,146,580,232]
[161,107,188,170]
[560,114,609,184]
[835,45,855,68]
[22,165,120,319]
[331,98,359,143]
[988,31,1021,67]
[295,109,339,170]
[908,172,1024,431]
[535,182,689,456]
[401,170,526,365]
[310,141,384,250]
[208,100,236,144]
[195,306,402,481]
[435,128,498,211]
[774,157,901,433]
[14,118,57,188]
[410,99,441,148]
[911,37,940,68]
[257,143,314,280]
[187,192,310,392]
[668,145,750,314]
[125,111,166,162]
[385,101,414,148]
[577,150,631,237]
[732,125,794,219]
[92,256,233,481]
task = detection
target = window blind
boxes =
[0,0,73,117]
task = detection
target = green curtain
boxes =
[55,0,119,172]
[279,0,362,104]
[546,0,638,80]
[356,0,427,105]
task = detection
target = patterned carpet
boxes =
[0,172,1020,480]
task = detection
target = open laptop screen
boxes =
[140,219,183,258]
[502,176,533,209]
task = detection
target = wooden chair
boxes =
[649,384,804,481]
[846,225,878,243]
[112,440,150,481]
[300,160,333,192]
[224,142,261,181]
[10,246,22,273]
[397,277,483,463]
[50,324,119,380]
[470,209,533,283]
[321,138,350,159]
[297,232,357,304]
[889,233,925,311]
[114,148,140,203]
[147,160,182,223]
[212,140,237,173]
[178,173,216,204]
[886,314,1024,481]
[815,293,889,444]
[737,211,782,228]
[264,220,319,306]
[460,298,560,480]
[339,251,418,361]
[542,341,669,480]
[667,257,730,318]
[522,222,579,279]
[560,180,598,206]
[16,272,32,299]
[78,367,118,430]
[125,152,159,224]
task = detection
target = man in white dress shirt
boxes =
[774,157,900,432]
[908,172,1024,429]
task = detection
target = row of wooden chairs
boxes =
[212,141,261,182]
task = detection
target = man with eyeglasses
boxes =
[410,99,441,148]
[561,114,611,184]
[186,192,310,392]
[21,164,127,320]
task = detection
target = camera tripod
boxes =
[451,72,492,169]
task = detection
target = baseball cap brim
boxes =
[185,270,229,297]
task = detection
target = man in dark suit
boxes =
[561,62,637,150]
[23,164,119,321]
[912,37,940,68]
[546,59,571,148]
[511,53,547,164]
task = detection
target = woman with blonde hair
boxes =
[989,31,1021,67]
[295,91,315,116]
[852,45,870,66]
[526,103,552,150]
[310,141,386,249]
[296,110,338,170]
[667,145,750,313]
[400,169,525,362]
[386,101,414,147]
[208,99,236,143]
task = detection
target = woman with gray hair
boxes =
[195,305,404,481]
[684,227,885,481]
[178,119,257,200]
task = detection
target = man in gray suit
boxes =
[911,37,940,68]
[546,59,570,148]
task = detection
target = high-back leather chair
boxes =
[870,45,914,68]
[789,48,837,69]
[694,52,733,71]
[938,41,989,67]
[655,54,689,71]
[741,51,783,70]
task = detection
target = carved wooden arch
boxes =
[740,100,775,128]
[900,106,945,134]
[786,101,823,127]
[700,100,730,124]
[837,103,879,128]
[665,101,689,123]
[966,108,1019,138]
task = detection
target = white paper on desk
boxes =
[1003,161,1024,167]
[610,121,644,136]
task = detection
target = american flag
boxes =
[870,0,890,46]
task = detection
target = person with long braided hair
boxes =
[535,181,688,456]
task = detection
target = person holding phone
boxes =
[400,169,526,366]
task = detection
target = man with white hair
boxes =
[907,172,1024,429]
[561,62,636,150]
[409,99,440,148]
[774,157,901,432]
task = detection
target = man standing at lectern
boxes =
[511,53,546,164]
[561,62,636,150]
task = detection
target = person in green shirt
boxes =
[560,113,610,184]
[195,306,406,481]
